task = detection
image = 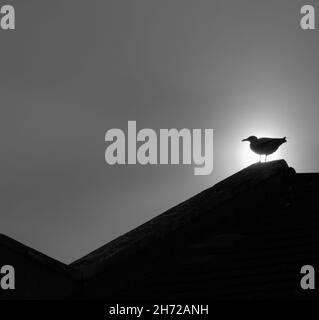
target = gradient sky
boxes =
[1,0,319,263]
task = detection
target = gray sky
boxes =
[1,0,318,263]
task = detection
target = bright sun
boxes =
[239,144,260,168]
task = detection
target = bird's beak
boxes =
[242,138,248,142]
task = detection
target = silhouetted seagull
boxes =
[242,136,287,162]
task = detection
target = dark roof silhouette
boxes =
[0,234,79,299]
[71,160,293,277]
[1,160,319,299]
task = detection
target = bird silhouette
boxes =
[242,136,287,162]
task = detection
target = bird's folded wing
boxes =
[257,138,282,147]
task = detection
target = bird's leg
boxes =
[265,155,267,162]
[259,155,261,163]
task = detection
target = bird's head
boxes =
[242,135,258,143]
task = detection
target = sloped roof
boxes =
[71,160,294,278]
[0,233,77,278]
